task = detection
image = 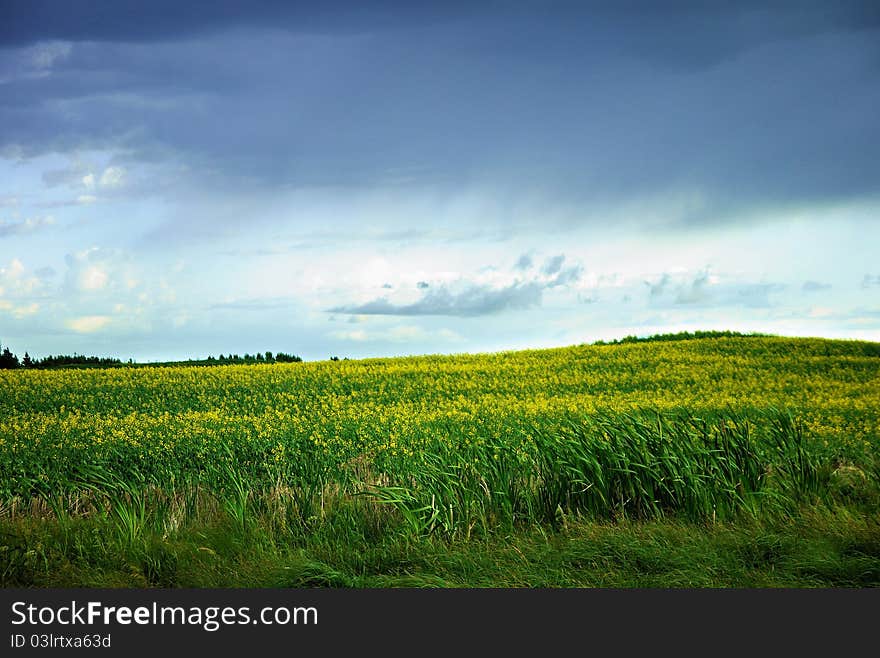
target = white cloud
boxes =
[38,156,126,202]
[332,329,368,341]
[437,328,464,342]
[675,270,713,304]
[10,302,40,319]
[79,265,109,290]
[28,41,73,72]
[802,280,831,293]
[0,41,72,84]
[514,253,533,271]
[0,258,47,298]
[100,166,126,188]
[542,254,566,276]
[331,254,583,317]
[66,315,111,333]
[332,280,545,317]
[63,247,137,298]
[808,306,836,318]
[5,258,25,279]
[0,216,56,238]
[643,268,784,310]
[388,325,427,341]
[332,325,465,343]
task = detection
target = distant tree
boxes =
[0,344,20,369]
[22,352,33,368]
[265,351,273,362]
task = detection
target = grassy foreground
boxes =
[3,507,879,587]
[2,334,879,587]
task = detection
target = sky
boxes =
[1,1,879,362]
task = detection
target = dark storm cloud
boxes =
[594,2,880,70]
[2,2,879,226]
[0,1,482,46]
[330,281,544,317]
[4,2,878,49]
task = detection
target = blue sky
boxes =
[1,2,879,361]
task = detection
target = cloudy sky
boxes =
[1,1,879,361]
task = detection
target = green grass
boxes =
[3,506,878,588]
[2,335,878,587]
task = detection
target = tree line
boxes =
[202,352,303,365]
[0,341,302,370]
[591,330,772,346]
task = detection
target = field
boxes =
[2,335,879,587]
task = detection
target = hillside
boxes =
[1,335,878,587]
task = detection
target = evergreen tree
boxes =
[0,344,20,369]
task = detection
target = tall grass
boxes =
[2,408,878,587]
[366,409,837,537]
[5,409,872,544]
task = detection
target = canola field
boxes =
[1,336,878,535]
